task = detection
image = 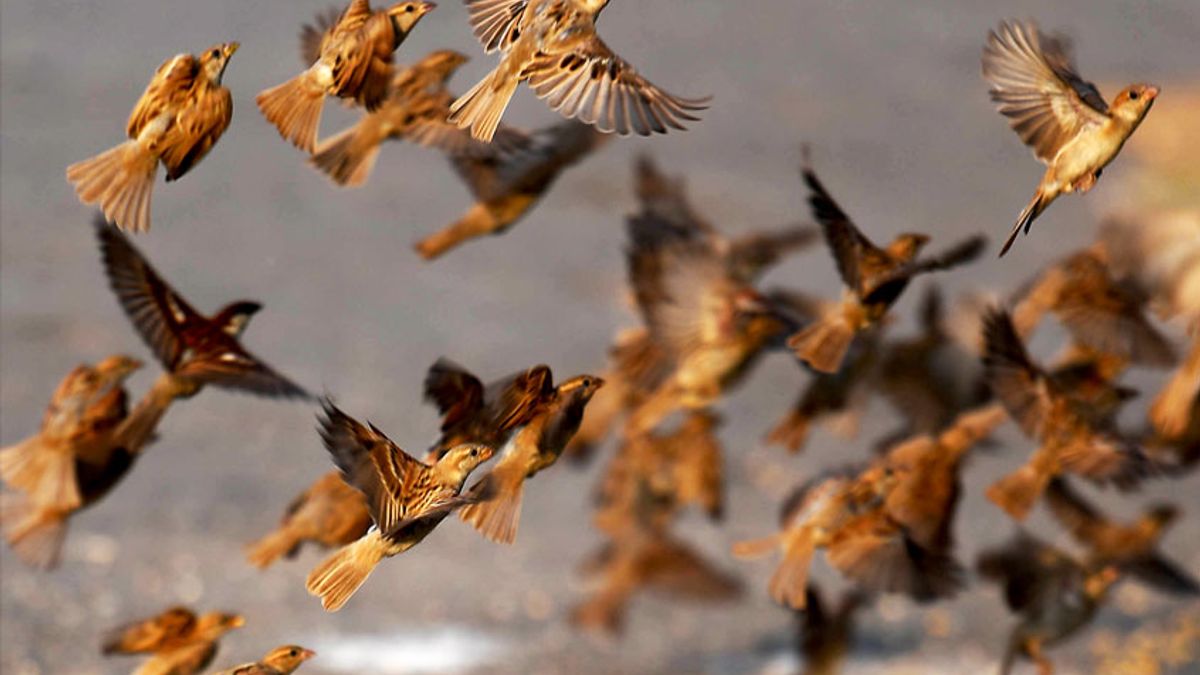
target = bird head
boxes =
[387,1,436,33]
[213,301,262,337]
[95,354,144,380]
[1111,84,1159,125]
[887,233,931,262]
[262,645,316,673]
[579,0,611,15]
[420,49,470,83]
[201,42,239,85]
[438,443,494,483]
[558,374,606,403]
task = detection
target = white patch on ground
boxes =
[310,625,509,674]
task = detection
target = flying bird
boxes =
[212,645,316,675]
[102,608,245,675]
[257,0,436,152]
[982,19,1159,256]
[246,471,372,569]
[449,0,709,142]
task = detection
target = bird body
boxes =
[104,609,245,675]
[212,645,315,675]
[67,43,238,232]
[246,471,372,568]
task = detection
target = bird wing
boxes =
[160,85,233,181]
[726,225,819,283]
[423,358,485,432]
[982,20,1110,163]
[1043,478,1115,548]
[802,164,877,293]
[523,30,709,136]
[172,345,310,399]
[464,0,529,53]
[1124,555,1200,595]
[95,218,198,371]
[491,364,554,431]
[318,400,430,532]
[402,94,531,158]
[300,6,344,65]
[102,607,198,655]
[982,309,1056,439]
[863,235,987,306]
[126,53,199,139]
[633,154,714,235]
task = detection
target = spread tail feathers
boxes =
[66,140,157,233]
[309,121,383,187]
[788,314,855,374]
[768,532,816,610]
[0,493,68,570]
[0,437,81,511]
[257,73,325,153]
[413,204,501,260]
[246,526,301,569]
[305,531,387,611]
[986,462,1052,521]
[448,68,519,143]
[999,192,1048,257]
[766,411,812,453]
[458,462,525,544]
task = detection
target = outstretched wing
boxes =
[126,54,198,139]
[464,0,529,54]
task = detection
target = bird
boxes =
[982,19,1160,256]
[414,120,609,260]
[102,608,245,675]
[449,0,709,142]
[978,533,1120,675]
[0,355,141,513]
[982,308,1154,520]
[95,216,311,400]
[310,49,530,187]
[212,645,316,675]
[1044,478,1198,595]
[305,400,493,611]
[1151,334,1200,440]
[66,42,238,233]
[795,585,867,675]
[420,358,555,460]
[246,471,372,569]
[787,159,986,373]
[458,371,604,544]
[257,0,436,153]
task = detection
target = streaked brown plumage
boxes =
[213,645,315,675]
[788,160,986,373]
[1045,478,1198,595]
[459,372,603,544]
[311,49,529,188]
[982,309,1154,521]
[67,43,238,233]
[978,533,1120,675]
[449,0,708,142]
[306,400,492,611]
[103,608,245,675]
[95,216,310,400]
[415,120,608,260]
[982,19,1159,256]
[246,471,371,569]
[257,0,436,152]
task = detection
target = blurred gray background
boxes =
[2,1,1199,673]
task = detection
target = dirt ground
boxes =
[2,1,1199,673]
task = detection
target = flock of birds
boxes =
[2,1,1198,673]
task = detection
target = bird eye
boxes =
[405,4,414,11]
[470,448,478,457]
[210,49,220,59]
[290,649,298,657]
[1128,91,1139,100]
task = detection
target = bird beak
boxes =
[420,1,437,13]
[1144,85,1160,100]
[225,42,240,57]
[229,615,247,628]
[299,649,317,661]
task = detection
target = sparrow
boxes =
[257,0,436,152]
[796,585,867,675]
[983,308,1154,520]
[212,645,316,675]
[1045,478,1198,595]
[1011,245,1176,366]
[978,533,1120,675]
[982,19,1159,256]
[415,120,609,260]
[570,527,741,636]
[66,42,238,233]
[449,0,709,142]
[0,355,141,513]
[103,608,245,675]
[458,371,603,543]
[246,471,372,569]
[306,400,493,611]
[421,358,554,460]
[788,159,986,373]
[95,216,311,400]
[310,49,530,187]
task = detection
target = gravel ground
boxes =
[2,1,1199,673]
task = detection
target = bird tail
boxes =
[459,461,526,545]
[309,120,384,187]
[569,593,624,637]
[765,410,812,453]
[0,436,82,511]
[999,191,1048,257]
[448,66,519,143]
[413,203,501,260]
[66,140,158,233]
[0,492,68,570]
[768,532,817,610]
[986,460,1052,521]
[788,311,856,374]
[246,525,302,569]
[257,73,325,153]
[305,530,388,611]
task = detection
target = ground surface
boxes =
[2,1,1199,673]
